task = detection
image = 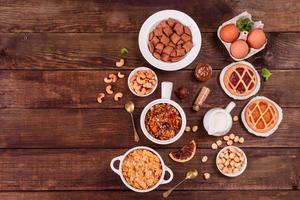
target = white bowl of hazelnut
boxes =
[216,146,247,177]
[128,67,158,97]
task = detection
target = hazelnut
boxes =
[192,125,198,133]
[239,137,245,144]
[233,115,239,122]
[175,86,189,100]
[201,156,208,163]
[203,173,211,180]
[211,143,218,150]
[216,140,222,146]
[185,126,191,132]
[223,135,229,141]
[227,140,233,146]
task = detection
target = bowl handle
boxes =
[161,81,173,99]
[110,155,124,176]
[161,165,174,185]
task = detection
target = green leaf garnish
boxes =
[236,18,253,32]
[120,47,129,55]
[261,68,272,81]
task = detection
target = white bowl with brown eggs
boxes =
[216,146,247,177]
[128,67,158,97]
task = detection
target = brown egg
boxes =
[220,24,240,43]
[230,40,249,59]
[247,29,266,49]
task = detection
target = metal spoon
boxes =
[163,169,198,198]
[124,101,140,142]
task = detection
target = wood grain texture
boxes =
[0,0,299,33]
[0,70,299,108]
[1,191,300,200]
[0,33,299,70]
[0,108,298,148]
[0,149,297,191]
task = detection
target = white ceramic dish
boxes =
[219,61,261,100]
[216,146,247,177]
[110,146,173,193]
[241,96,283,137]
[140,81,187,145]
[127,67,158,97]
[138,10,201,71]
[217,11,267,61]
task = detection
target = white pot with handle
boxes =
[110,146,173,193]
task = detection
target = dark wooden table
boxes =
[0,1,299,199]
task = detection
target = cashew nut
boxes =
[143,82,152,89]
[96,93,105,104]
[105,85,113,94]
[114,92,123,101]
[104,77,113,83]
[117,72,125,79]
[136,76,145,85]
[136,88,146,96]
[108,74,118,83]
[146,71,154,79]
[115,58,125,68]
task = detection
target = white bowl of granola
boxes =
[110,146,173,192]
[140,82,187,145]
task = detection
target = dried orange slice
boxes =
[169,140,196,163]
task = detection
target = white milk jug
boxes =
[203,102,236,136]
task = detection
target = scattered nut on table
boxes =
[104,77,113,83]
[117,72,125,79]
[175,86,189,100]
[201,156,208,163]
[203,172,211,180]
[233,115,239,122]
[239,137,245,144]
[96,93,105,104]
[116,58,125,68]
[192,125,198,133]
[105,85,114,94]
[234,136,240,143]
[227,140,233,146]
[185,126,191,132]
[216,140,222,146]
[223,135,229,141]
[108,73,118,83]
[229,133,235,140]
[114,92,123,101]
[211,143,218,150]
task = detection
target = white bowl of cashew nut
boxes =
[128,67,158,97]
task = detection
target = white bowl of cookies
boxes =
[216,146,247,177]
[128,67,158,97]
[110,146,173,193]
[139,10,201,71]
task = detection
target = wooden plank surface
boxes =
[0,0,299,198]
[0,70,299,108]
[0,0,298,33]
[1,191,300,200]
[0,149,297,190]
[0,108,298,148]
[0,33,299,70]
